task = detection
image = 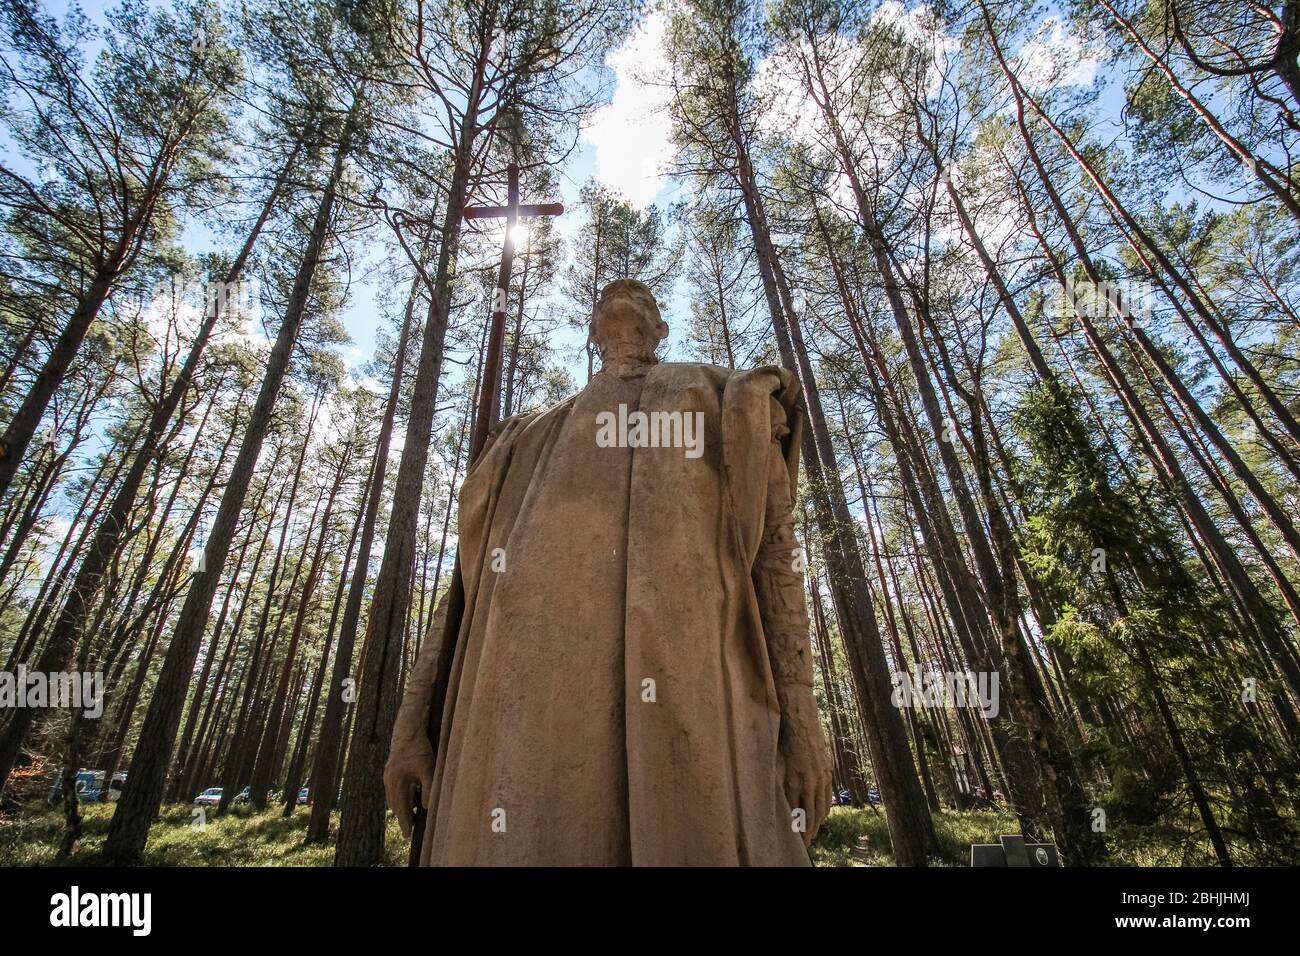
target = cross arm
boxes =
[462,202,565,221]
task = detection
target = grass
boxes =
[810,805,1020,866]
[0,800,1223,866]
[0,801,409,866]
[3,799,1016,867]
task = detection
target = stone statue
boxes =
[384,278,832,865]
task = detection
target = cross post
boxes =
[406,163,564,867]
[463,162,563,462]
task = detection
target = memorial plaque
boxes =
[970,834,1060,867]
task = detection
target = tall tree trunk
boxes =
[335,80,483,865]
[250,437,353,807]
[0,146,290,794]
[718,72,935,862]
[306,251,423,844]
[104,109,357,863]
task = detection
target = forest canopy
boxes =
[1,0,1299,868]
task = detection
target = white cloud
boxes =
[354,374,385,396]
[1018,17,1100,92]
[341,344,366,373]
[756,46,821,146]
[581,10,673,210]
[759,2,955,174]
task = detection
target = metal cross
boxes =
[463,162,563,461]
[405,163,564,867]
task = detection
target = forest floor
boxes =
[0,801,1203,866]
[0,802,409,866]
[811,805,1019,866]
[0,800,1014,866]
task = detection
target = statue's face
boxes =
[590,279,668,358]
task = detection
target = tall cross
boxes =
[463,162,563,461]
[406,163,563,867]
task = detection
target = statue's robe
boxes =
[406,361,811,865]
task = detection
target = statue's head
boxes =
[589,278,668,364]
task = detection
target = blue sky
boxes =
[12,1,689,389]
[10,0,1175,398]
[331,6,690,382]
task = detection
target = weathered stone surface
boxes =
[384,279,831,865]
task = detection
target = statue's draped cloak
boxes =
[418,362,809,865]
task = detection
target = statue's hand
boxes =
[383,728,435,840]
[778,689,833,847]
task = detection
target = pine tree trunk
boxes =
[334,86,482,865]
[306,248,423,844]
[103,111,356,863]
[250,438,352,806]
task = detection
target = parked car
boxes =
[104,772,126,802]
[866,787,882,805]
[234,786,251,804]
[297,787,309,805]
[48,769,126,803]
[194,787,222,807]
[48,769,101,803]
